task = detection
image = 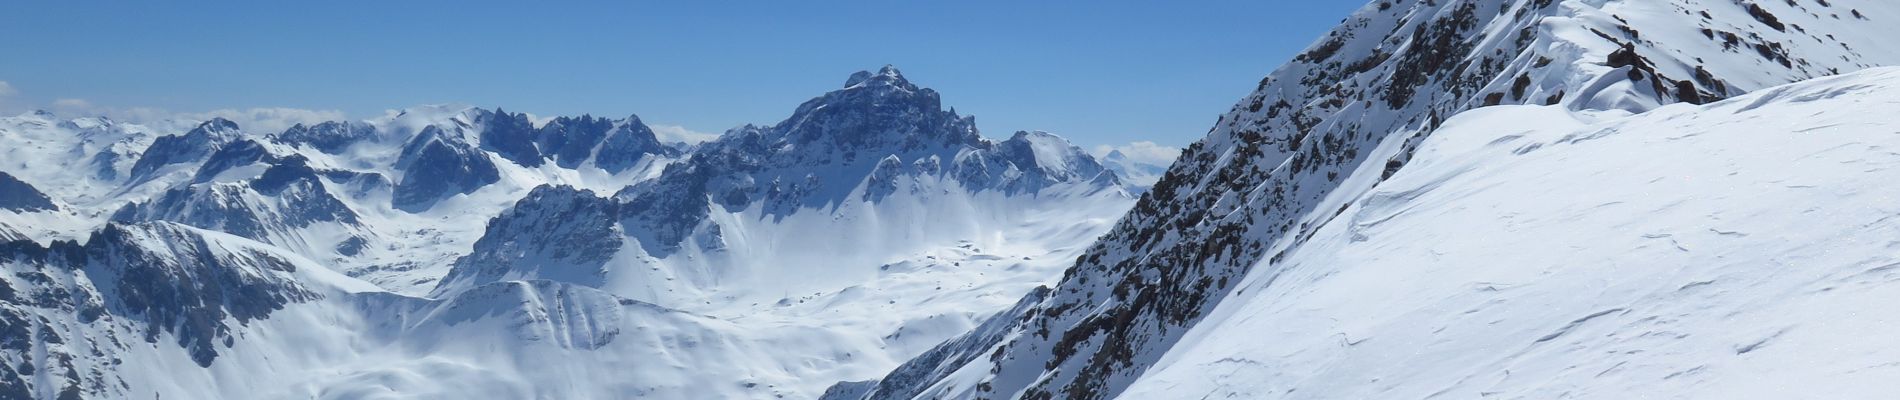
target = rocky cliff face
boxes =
[392,125,504,212]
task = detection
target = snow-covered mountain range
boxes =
[0,67,1135,399]
[10,0,1900,398]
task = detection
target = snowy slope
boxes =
[844,0,1900,399]
[1123,65,1900,399]
[0,113,164,243]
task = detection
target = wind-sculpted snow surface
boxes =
[843,0,1900,399]
[1124,66,1900,399]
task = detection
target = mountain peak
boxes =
[1008,130,1061,140]
[758,65,968,151]
[191,117,242,136]
[844,64,912,88]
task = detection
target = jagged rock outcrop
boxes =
[113,140,361,247]
[431,185,623,296]
[475,109,544,167]
[534,114,680,172]
[272,121,376,154]
[127,118,242,184]
[588,115,678,173]
[392,125,502,212]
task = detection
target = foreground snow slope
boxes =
[1124,66,1900,399]
[839,0,1900,398]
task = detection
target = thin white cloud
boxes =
[43,98,344,134]
[649,124,719,144]
[1092,141,1182,165]
[49,98,96,115]
[172,108,347,134]
[0,81,17,97]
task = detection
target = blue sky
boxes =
[0,0,1363,157]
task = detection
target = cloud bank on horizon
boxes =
[4,78,1175,153]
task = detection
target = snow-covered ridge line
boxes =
[1125,65,1900,399]
[844,0,1900,398]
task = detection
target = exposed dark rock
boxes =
[591,115,678,173]
[477,109,543,167]
[273,121,376,154]
[1748,3,1788,31]
[392,126,500,212]
[127,118,242,183]
[84,223,320,367]
[0,172,57,212]
[535,115,613,169]
[431,185,623,295]
[191,140,277,183]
